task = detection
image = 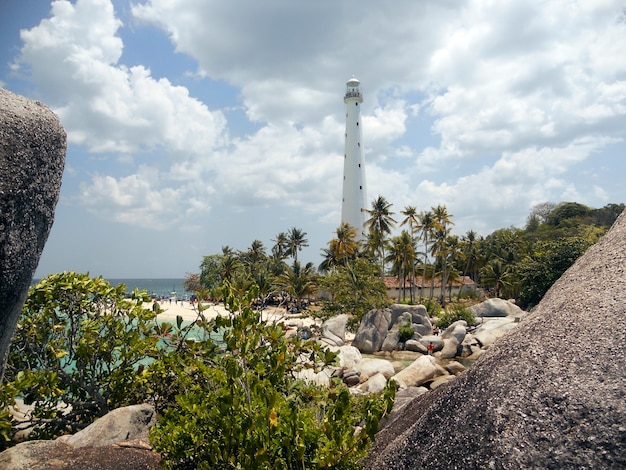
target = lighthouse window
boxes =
[358,164,361,167]
[355,103,358,106]
[360,186,362,189]
[356,122,359,126]
[357,143,360,147]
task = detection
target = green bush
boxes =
[4,273,159,440]
[435,302,476,329]
[148,282,395,469]
[398,321,414,343]
[421,299,442,317]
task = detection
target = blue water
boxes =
[107,278,188,299]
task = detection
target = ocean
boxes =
[107,278,188,299]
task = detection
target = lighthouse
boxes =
[341,77,367,240]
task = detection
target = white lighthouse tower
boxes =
[341,76,367,240]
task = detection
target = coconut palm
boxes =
[400,205,419,302]
[386,230,415,301]
[418,210,436,298]
[271,232,289,260]
[319,223,359,273]
[365,195,396,278]
[274,261,318,311]
[286,227,309,263]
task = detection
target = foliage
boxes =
[317,258,388,324]
[398,321,415,343]
[434,303,476,329]
[518,237,592,308]
[149,283,395,469]
[420,299,442,317]
[3,273,159,440]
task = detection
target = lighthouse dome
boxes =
[347,77,360,87]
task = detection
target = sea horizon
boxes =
[32,277,189,298]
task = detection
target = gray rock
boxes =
[61,403,156,448]
[357,372,388,394]
[354,357,396,379]
[389,303,432,335]
[352,308,392,354]
[469,297,525,317]
[365,209,626,469]
[439,321,467,358]
[0,405,159,469]
[381,312,411,351]
[472,317,520,347]
[320,314,348,347]
[444,360,467,375]
[0,89,66,380]
[391,355,438,389]
[336,345,362,369]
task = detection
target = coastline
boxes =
[146,300,291,324]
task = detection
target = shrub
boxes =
[435,302,476,329]
[4,273,159,440]
[148,282,395,469]
[398,321,414,343]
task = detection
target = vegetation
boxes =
[149,283,395,469]
[1,199,622,459]
[3,273,159,440]
[434,303,476,329]
[1,275,395,468]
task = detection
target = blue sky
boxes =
[1,0,625,278]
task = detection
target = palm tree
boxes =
[271,232,289,260]
[386,230,415,302]
[401,205,419,302]
[365,195,396,279]
[274,261,317,311]
[286,227,309,263]
[319,223,359,273]
[431,204,454,304]
[480,259,514,298]
[418,210,436,298]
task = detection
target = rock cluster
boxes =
[364,209,626,469]
[0,89,66,380]
[0,404,160,469]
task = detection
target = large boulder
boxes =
[469,297,524,318]
[472,316,520,348]
[0,89,66,380]
[0,405,159,469]
[352,308,392,354]
[438,320,467,359]
[60,403,156,448]
[389,304,432,335]
[365,209,626,469]
[390,355,438,389]
[381,311,411,351]
[320,314,348,347]
[354,357,396,379]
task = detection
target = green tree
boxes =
[386,230,415,302]
[149,283,395,469]
[518,237,592,308]
[365,196,396,279]
[286,227,309,263]
[4,273,159,439]
[400,205,419,302]
[319,223,359,273]
[274,261,318,311]
[318,258,388,322]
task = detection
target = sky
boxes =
[1,0,625,279]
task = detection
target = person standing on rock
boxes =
[428,342,434,355]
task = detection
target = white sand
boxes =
[146,300,293,324]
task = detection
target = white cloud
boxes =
[11,0,626,275]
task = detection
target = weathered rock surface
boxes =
[0,405,159,469]
[320,314,348,347]
[352,308,391,353]
[364,209,626,469]
[0,89,66,379]
[469,297,524,317]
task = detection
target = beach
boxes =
[147,300,293,325]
